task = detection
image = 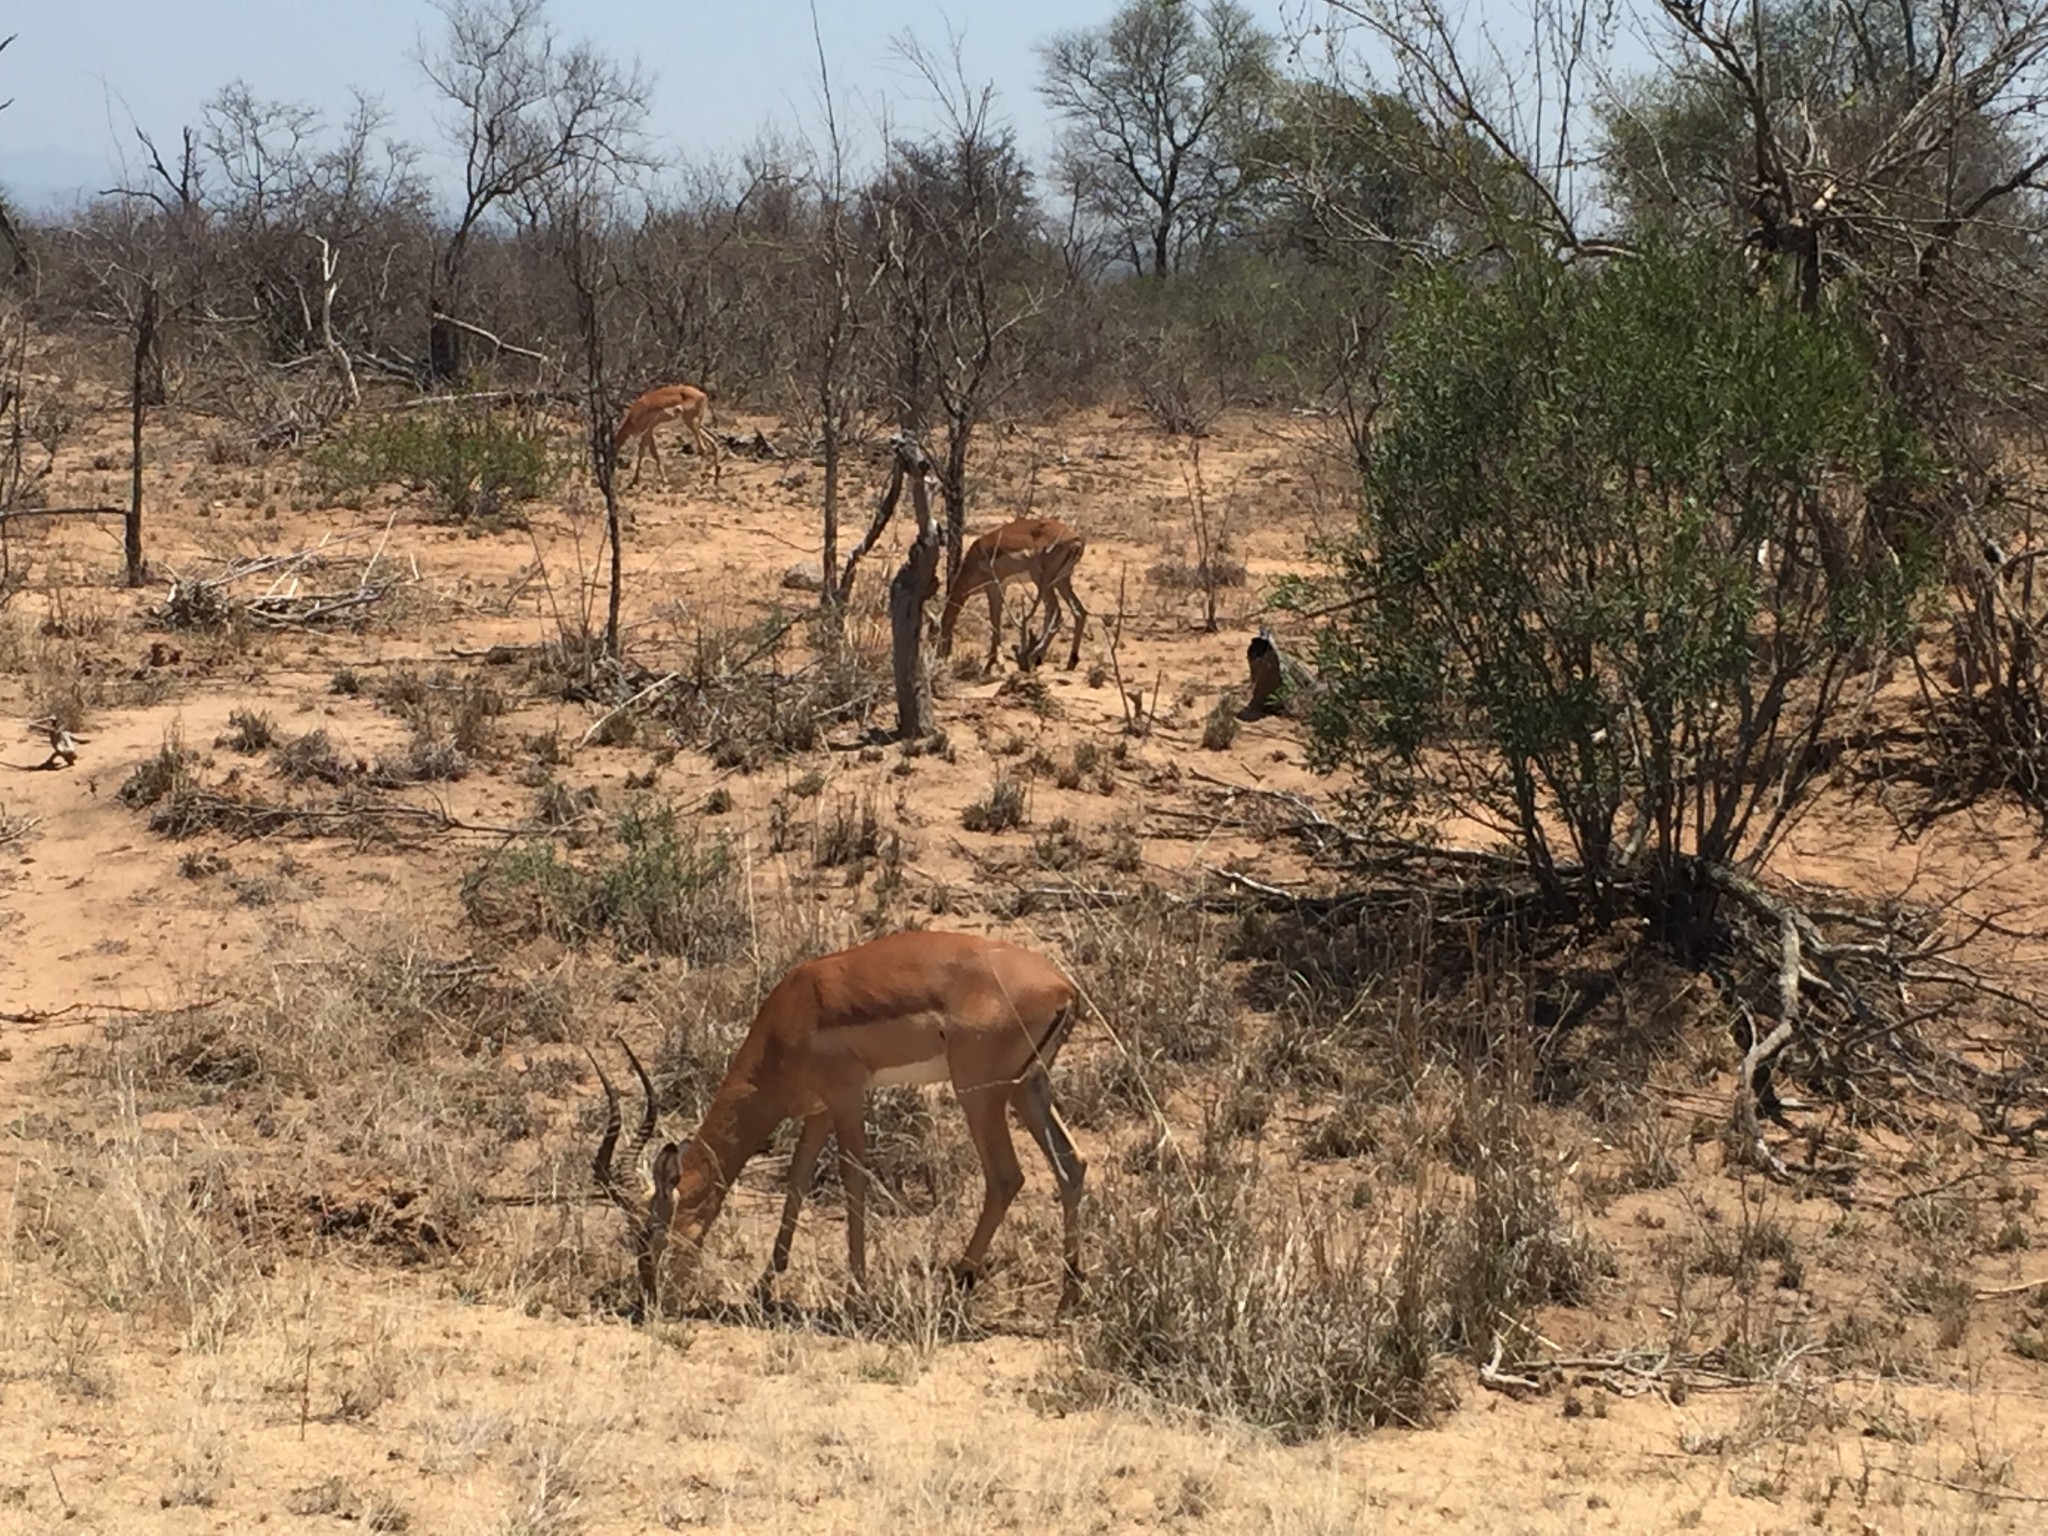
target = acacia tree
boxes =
[416,0,649,379]
[1233,80,1502,459]
[1310,0,1622,254]
[1039,0,1277,276]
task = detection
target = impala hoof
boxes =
[1057,1270,1085,1316]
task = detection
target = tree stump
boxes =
[1246,629,1316,716]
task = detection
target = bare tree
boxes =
[194,83,429,415]
[1313,0,1622,255]
[1039,0,1278,276]
[0,34,31,281]
[1609,0,2048,315]
[416,0,650,379]
[802,4,870,606]
[874,34,1054,577]
[550,184,629,664]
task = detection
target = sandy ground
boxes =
[3,388,2047,1533]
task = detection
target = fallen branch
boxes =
[427,312,555,371]
[1975,1274,2048,1299]
[159,531,405,630]
[578,670,682,748]
[1,995,240,1028]
[1476,1337,1545,1395]
[149,787,525,844]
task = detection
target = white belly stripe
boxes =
[870,1054,950,1088]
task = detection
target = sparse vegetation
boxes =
[306,403,562,524]
[1076,1150,1451,1439]
[814,793,881,867]
[117,733,197,809]
[961,773,1027,832]
[1201,692,1240,750]
[8,0,2048,1517]
[460,799,746,963]
[217,706,276,753]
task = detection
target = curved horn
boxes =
[616,1036,659,1177]
[585,1045,636,1216]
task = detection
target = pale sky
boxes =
[1,0,1352,211]
[2,2,1665,215]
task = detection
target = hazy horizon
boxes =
[2,0,1364,214]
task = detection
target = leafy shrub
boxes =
[1302,238,1936,921]
[307,403,562,523]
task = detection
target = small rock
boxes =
[782,561,825,593]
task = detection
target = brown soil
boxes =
[3,391,2046,1534]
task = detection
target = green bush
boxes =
[307,403,563,523]
[1301,238,1937,921]
[460,800,746,963]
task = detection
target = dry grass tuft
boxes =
[1074,1146,1451,1439]
[462,799,748,964]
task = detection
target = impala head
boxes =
[587,1040,677,1311]
[938,559,978,656]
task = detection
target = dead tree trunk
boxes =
[126,280,157,588]
[888,439,942,741]
[835,438,912,608]
[309,235,360,411]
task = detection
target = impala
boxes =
[939,517,1089,672]
[614,382,721,488]
[589,930,1087,1316]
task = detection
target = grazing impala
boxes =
[614,382,720,488]
[589,930,1087,1317]
[939,517,1089,672]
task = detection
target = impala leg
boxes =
[828,1099,871,1290]
[693,420,721,486]
[625,434,645,488]
[1059,574,1088,670]
[1029,580,1063,670]
[983,584,1004,672]
[1014,1068,1087,1311]
[647,432,669,490]
[951,1080,1026,1289]
[760,1112,832,1300]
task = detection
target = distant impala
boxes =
[940,517,1090,671]
[614,383,720,488]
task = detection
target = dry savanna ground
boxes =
[4,366,2048,1535]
